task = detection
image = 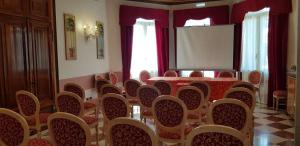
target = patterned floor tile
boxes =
[267,123,293,130]
[284,128,295,134]
[277,140,295,146]
[272,131,294,140]
[265,116,286,122]
[255,125,281,133]
[255,118,275,125]
[279,120,294,127]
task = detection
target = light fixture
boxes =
[83,24,99,40]
[196,2,206,8]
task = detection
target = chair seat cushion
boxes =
[82,116,97,125]
[128,99,139,104]
[27,113,51,126]
[142,110,152,116]
[27,138,52,146]
[188,114,200,120]
[273,90,287,98]
[158,125,193,140]
[84,102,97,110]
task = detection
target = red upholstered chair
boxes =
[0,108,53,146]
[109,72,118,85]
[100,93,130,135]
[190,81,211,117]
[101,84,122,95]
[55,92,99,144]
[231,81,255,93]
[153,80,172,95]
[176,86,204,124]
[124,79,142,116]
[185,125,250,146]
[137,85,161,122]
[47,112,96,146]
[152,95,190,146]
[273,90,287,111]
[217,71,235,78]
[139,70,151,83]
[164,70,178,77]
[64,83,97,113]
[224,87,256,112]
[16,90,51,138]
[248,71,262,103]
[207,99,252,139]
[107,117,158,146]
[95,78,111,97]
[189,71,203,77]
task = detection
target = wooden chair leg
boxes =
[276,99,279,111]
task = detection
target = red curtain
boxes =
[120,26,134,82]
[156,22,169,76]
[267,14,289,106]
[233,23,242,71]
[119,5,169,81]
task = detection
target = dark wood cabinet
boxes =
[0,0,56,109]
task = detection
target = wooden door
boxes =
[28,20,53,101]
[0,0,27,16]
[1,17,29,108]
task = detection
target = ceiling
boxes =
[126,0,223,5]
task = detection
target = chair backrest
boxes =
[207,99,251,134]
[48,112,92,146]
[108,117,158,146]
[139,70,151,83]
[101,84,122,95]
[55,91,84,116]
[0,108,30,146]
[186,125,249,146]
[124,79,141,99]
[16,90,40,118]
[137,85,161,110]
[64,83,85,99]
[176,86,204,112]
[218,71,235,78]
[231,81,255,92]
[224,87,256,112]
[153,80,172,95]
[248,70,261,85]
[109,72,118,85]
[190,81,211,101]
[101,93,130,121]
[164,70,178,77]
[95,78,111,97]
[152,95,187,133]
[189,71,203,77]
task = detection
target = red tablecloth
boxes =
[146,77,239,100]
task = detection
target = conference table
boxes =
[146,77,239,100]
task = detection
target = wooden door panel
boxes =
[29,0,50,19]
[0,0,26,15]
[3,20,28,108]
[30,20,52,101]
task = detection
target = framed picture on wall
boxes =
[64,13,77,60]
[96,21,104,59]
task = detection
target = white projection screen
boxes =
[176,25,234,70]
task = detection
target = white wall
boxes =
[56,0,109,80]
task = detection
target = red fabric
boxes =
[156,23,169,76]
[231,0,292,23]
[233,24,242,71]
[173,6,230,27]
[267,14,288,106]
[147,77,238,100]
[121,26,134,82]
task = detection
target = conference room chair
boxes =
[16,90,52,138]
[248,70,262,103]
[109,72,118,85]
[101,84,122,95]
[224,87,256,112]
[207,99,252,143]
[176,86,204,125]
[273,90,287,111]
[124,79,142,117]
[139,70,151,84]
[47,112,98,146]
[55,91,99,144]
[185,125,250,146]
[164,70,178,77]
[107,117,158,146]
[153,80,172,95]
[189,81,211,117]
[217,71,235,78]
[152,95,190,146]
[64,83,97,114]
[137,85,161,122]
[0,108,53,146]
[100,93,130,135]
[231,81,255,93]
[189,71,203,77]
[95,78,111,97]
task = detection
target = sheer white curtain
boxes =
[131,18,158,79]
[241,8,269,104]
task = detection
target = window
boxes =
[241,8,270,104]
[130,18,158,79]
[182,18,214,78]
